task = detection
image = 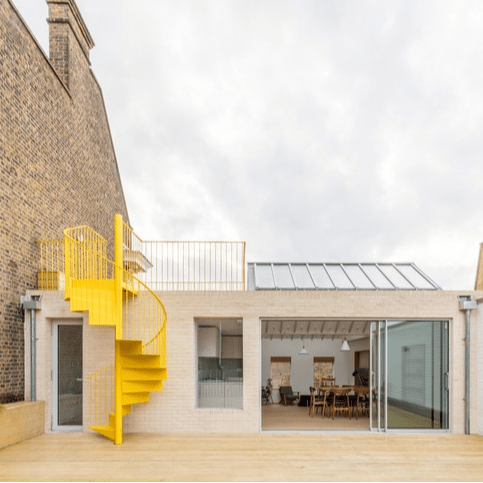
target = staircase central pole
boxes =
[114,214,123,445]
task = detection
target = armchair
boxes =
[279,386,300,405]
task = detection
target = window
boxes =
[196,319,243,409]
[313,357,334,386]
[270,357,291,389]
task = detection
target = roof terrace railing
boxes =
[122,223,246,291]
[38,235,247,292]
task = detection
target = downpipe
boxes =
[458,296,477,434]
[20,295,42,402]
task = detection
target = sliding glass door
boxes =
[371,320,449,432]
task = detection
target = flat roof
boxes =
[247,262,440,291]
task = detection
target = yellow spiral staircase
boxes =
[63,214,167,445]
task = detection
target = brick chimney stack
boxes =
[47,0,94,88]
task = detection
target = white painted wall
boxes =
[261,337,369,402]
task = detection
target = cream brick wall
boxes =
[0,401,44,449]
[27,289,482,434]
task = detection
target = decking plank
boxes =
[0,432,482,481]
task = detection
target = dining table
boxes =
[315,385,370,419]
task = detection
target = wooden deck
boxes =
[1,432,483,481]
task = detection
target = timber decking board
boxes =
[0,432,483,481]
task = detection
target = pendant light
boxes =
[299,340,309,355]
[340,338,350,351]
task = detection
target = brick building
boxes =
[0,0,129,404]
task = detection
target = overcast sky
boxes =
[13,0,483,290]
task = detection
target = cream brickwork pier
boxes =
[1,432,483,481]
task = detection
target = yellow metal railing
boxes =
[88,363,114,428]
[64,219,167,437]
[37,240,65,290]
[122,277,167,357]
[36,216,170,443]
[63,223,167,353]
[64,225,110,299]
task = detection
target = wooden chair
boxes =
[279,386,300,405]
[320,376,336,386]
[330,387,351,419]
[354,386,370,419]
[309,386,328,417]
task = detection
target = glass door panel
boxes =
[386,320,449,430]
[53,323,83,429]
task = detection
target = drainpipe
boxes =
[20,295,42,401]
[458,296,477,434]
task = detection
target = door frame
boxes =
[52,320,83,432]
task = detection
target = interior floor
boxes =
[261,402,443,431]
[261,403,370,431]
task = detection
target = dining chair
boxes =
[330,387,351,419]
[309,386,328,417]
[354,386,370,419]
[321,376,336,386]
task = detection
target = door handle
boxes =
[76,378,83,382]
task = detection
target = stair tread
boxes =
[91,424,115,441]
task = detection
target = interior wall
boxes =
[261,336,369,401]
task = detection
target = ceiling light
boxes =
[340,339,350,351]
[299,340,309,355]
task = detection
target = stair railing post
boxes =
[114,213,123,340]
[64,232,70,299]
[114,213,123,445]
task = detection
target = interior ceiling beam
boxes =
[261,333,366,340]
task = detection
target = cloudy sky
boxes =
[13,0,483,290]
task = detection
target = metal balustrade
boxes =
[39,233,246,293]
[88,364,114,429]
[37,239,65,290]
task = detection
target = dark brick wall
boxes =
[0,0,129,403]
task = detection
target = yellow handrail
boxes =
[37,240,64,290]
[63,223,167,355]
[87,364,114,428]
